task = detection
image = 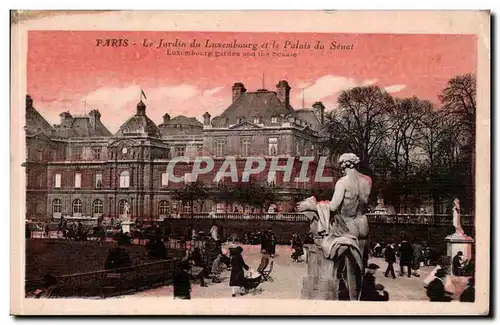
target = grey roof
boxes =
[160,115,203,128]
[53,116,113,138]
[212,90,296,126]
[25,95,55,136]
[116,115,161,137]
[159,116,203,136]
[115,101,161,137]
[295,109,321,131]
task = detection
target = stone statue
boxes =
[124,202,131,221]
[452,198,464,236]
[298,153,371,300]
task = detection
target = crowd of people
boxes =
[172,224,276,299]
[366,236,476,302]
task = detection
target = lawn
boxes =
[25,239,179,280]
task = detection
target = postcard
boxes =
[10,10,490,315]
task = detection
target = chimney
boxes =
[276,80,291,108]
[163,112,171,124]
[88,109,101,130]
[136,101,146,116]
[312,101,326,124]
[26,95,33,109]
[59,111,73,124]
[232,82,246,102]
[203,112,211,126]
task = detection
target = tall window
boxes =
[159,200,170,216]
[74,172,82,188]
[271,116,278,123]
[119,170,130,188]
[52,199,62,213]
[94,147,102,160]
[72,199,82,214]
[95,172,103,189]
[73,147,82,160]
[176,146,185,157]
[216,139,226,157]
[183,203,192,213]
[93,199,103,215]
[161,172,169,187]
[54,173,62,188]
[268,138,278,156]
[241,138,251,157]
[37,148,43,161]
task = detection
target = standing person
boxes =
[384,242,397,279]
[44,222,50,238]
[399,237,414,278]
[412,240,423,277]
[291,233,304,262]
[360,263,389,301]
[229,246,249,297]
[260,230,269,253]
[268,229,277,257]
[173,261,192,299]
[257,249,270,274]
[426,268,454,302]
[210,222,219,241]
[25,221,31,239]
[57,217,65,235]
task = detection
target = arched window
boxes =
[72,199,82,214]
[93,199,103,215]
[119,170,130,188]
[159,200,170,216]
[52,199,62,213]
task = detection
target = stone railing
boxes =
[25,257,183,298]
[166,212,474,226]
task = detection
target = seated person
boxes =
[104,240,132,271]
[211,253,224,283]
[426,268,454,302]
[452,251,466,276]
[257,250,270,274]
[31,274,59,298]
[360,264,389,301]
[189,248,208,287]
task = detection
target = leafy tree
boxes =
[172,181,209,215]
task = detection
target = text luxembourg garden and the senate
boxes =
[24,74,475,302]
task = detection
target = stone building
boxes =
[24,80,336,220]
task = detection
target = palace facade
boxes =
[24,80,337,220]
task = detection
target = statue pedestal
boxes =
[445,233,474,275]
[301,244,337,300]
[121,221,135,234]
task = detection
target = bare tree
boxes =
[325,86,394,171]
[439,73,476,137]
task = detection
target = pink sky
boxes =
[27,31,477,133]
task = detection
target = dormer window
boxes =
[253,117,261,124]
[271,116,278,123]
